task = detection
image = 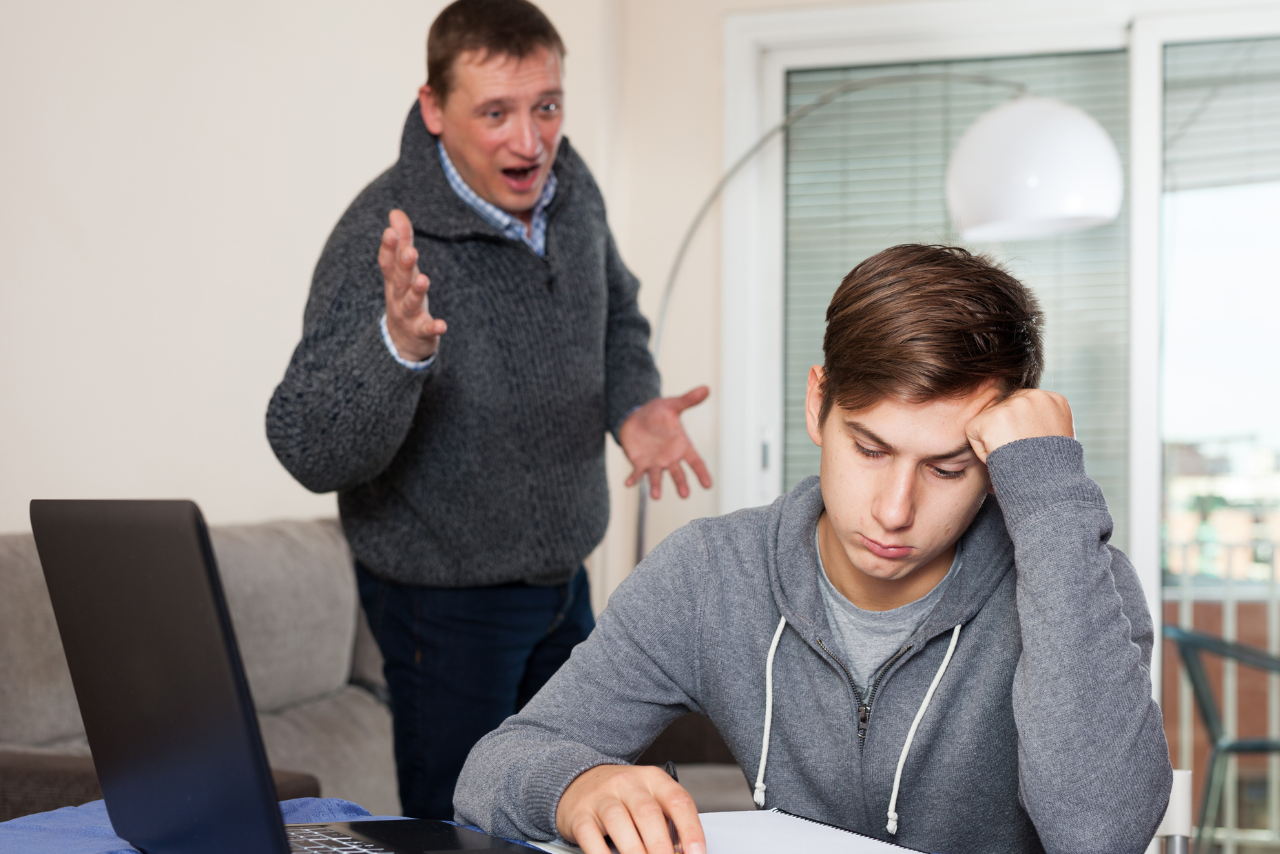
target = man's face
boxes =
[420,47,564,220]
[805,367,998,608]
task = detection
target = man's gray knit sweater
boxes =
[266,103,659,587]
[455,438,1173,854]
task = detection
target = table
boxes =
[0,797,392,853]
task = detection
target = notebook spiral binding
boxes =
[772,809,930,854]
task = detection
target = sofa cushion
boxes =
[210,519,356,713]
[0,517,357,748]
[258,685,398,816]
[350,601,388,699]
[0,533,82,746]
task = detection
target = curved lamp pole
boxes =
[634,71,1122,565]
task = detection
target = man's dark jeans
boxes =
[355,562,595,820]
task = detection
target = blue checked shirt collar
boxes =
[436,141,557,257]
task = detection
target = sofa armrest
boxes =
[0,749,322,822]
[0,750,101,822]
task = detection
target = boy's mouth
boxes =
[860,535,913,559]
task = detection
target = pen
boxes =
[663,761,684,854]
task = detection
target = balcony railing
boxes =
[1164,540,1280,852]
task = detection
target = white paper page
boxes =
[700,810,921,854]
[528,810,924,854]
[528,840,580,854]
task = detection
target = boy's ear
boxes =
[805,366,826,447]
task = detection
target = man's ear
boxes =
[419,85,445,137]
[804,365,826,447]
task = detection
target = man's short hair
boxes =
[427,0,566,105]
[820,244,1044,424]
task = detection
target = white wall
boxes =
[0,1,431,531]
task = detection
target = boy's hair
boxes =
[427,0,566,105]
[820,244,1044,425]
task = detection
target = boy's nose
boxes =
[873,468,916,531]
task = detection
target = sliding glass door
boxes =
[1158,34,1280,849]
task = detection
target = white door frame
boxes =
[1128,3,1280,632]
[720,0,1280,699]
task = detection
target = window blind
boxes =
[784,51,1130,548]
[1164,37,1280,193]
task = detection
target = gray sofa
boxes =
[0,514,754,824]
[0,518,399,820]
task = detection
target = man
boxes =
[454,245,1172,854]
[266,0,710,820]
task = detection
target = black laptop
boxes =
[29,499,528,854]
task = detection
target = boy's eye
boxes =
[854,442,885,459]
[930,465,966,480]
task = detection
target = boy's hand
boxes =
[965,389,1074,464]
[556,764,706,854]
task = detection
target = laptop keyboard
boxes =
[287,826,396,852]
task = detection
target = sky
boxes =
[1161,179,1280,453]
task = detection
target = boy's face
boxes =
[805,366,999,608]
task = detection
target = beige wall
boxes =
[0,0,876,605]
[0,1,443,532]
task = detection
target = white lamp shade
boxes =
[946,95,1123,242]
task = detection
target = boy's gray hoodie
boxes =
[454,437,1172,854]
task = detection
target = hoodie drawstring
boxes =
[886,623,963,835]
[752,617,964,832]
[753,615,788,807]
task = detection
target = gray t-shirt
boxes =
[816,531,962,693]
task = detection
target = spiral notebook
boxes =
[531,808,928,854]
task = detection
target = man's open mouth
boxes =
[502,165,540,186]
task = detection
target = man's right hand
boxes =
[380,209,447,361]
[556,765,706,854]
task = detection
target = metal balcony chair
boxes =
[1163,625,1280,854]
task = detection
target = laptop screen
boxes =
[31,499,289,854]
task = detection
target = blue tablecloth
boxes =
[0,797,393,854]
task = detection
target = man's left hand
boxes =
[619,387,714,499]
[965,388,1074,464]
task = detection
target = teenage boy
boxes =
[452,244,1172,854]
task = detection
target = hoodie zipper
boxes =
[816,638,912,749]
[863,644,912,737]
